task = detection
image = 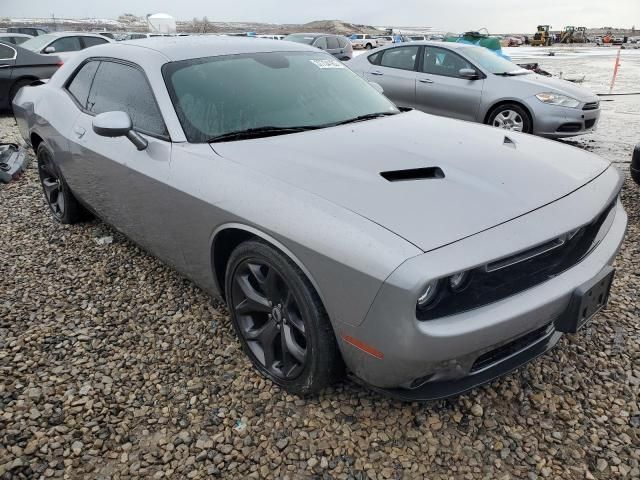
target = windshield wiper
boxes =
[329,111,398,127]
[207,125,320,143]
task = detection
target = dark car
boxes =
[284,33,353,60]
[7,27,48,37]
[0,33,32,45]
[0,41,62,110]
[632,144,640,185]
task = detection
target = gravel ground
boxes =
[1,104,639,480]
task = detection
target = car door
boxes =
[65,59,179,264]
[415,46,484,122]
[312,36,328,53]
[0,43,16,108]
[326,36,342,58]
[365,45,419,109]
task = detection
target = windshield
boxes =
[163,51,399,143]
[461,46,529,74]
[20,33,55,52]
[284,34,316,45]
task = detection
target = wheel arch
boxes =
[210,224,328,308]
[30,131,44,152]
[483,99,534,130]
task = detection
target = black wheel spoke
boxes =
[231,258,309,381]
[235,274,271,314]
[282,325,306,363]
[38,153,65,218]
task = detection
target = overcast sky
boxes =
[3,0,639,33]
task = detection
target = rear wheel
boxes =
[225,240,342,395]
[37,143,88,224]
[487,103,533,134]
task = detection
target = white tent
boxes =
[147,13,176,34]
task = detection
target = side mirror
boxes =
[459,68,480,80]
[369,81,384,94]
[43,46,56,54]
[92,111,148,151]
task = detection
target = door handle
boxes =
[0,64,11,68]
[73,126,86,138]
[419,78,434,84]
[370,70,384,76]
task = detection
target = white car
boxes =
[350,34,379,50]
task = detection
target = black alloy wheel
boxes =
[232,259,308,379]
[225,240,342,394]
[36,143,87,224]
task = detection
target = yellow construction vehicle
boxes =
[531,25,553,46]
[560,26,587,43]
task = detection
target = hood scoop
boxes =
[380,167,445,182]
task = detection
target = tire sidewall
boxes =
[224,241,332,394]
[488,104,533,134]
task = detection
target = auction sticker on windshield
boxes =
[310,59,345,69]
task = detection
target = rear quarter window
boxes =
[0,44,16,60]
[67,61,100,108]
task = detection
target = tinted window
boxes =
[87,61,167,137]
[380,46,419,71]
[313,37,327,49]
[67,61,100,107]
[163,51,398,143]
[50,36,82,53]
[422,47,473,78]
[82,36,108,48]
[367,51,382,65]
[284,34,315,45]
[326,37,339,49]
[0,44,15,59]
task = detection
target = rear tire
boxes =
[487,103,533,134]
[225,239,343,395]
[37,143,89,224]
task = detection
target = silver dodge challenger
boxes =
[13,37,627,400]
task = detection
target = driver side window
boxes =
[421,47,473,78]
[86,60,168,138]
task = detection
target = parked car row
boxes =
[12,36,627,400]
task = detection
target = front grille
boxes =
[585,118,597,129]
[583,102,599,111]
[417,199,617,321]
[470,323,551,373]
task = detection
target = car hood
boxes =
[212,111,610,252]
[506,72,598,102]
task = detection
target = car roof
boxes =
[45,31,110,38]
[117,35,317,61]
[287,32,342,38]
[0,33,32,38]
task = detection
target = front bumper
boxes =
[338,167,626,399]
[530,99,601,138]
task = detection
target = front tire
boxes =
[365,43,373,50]
[37,143,88,224]
[225,240,342,395]
[487,103,533,134]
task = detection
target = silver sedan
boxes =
[347,42,601,138]
[13,37,626,400]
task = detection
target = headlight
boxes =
[535,92,580,108]
[449,271,470,292]
[417,280,439,309]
